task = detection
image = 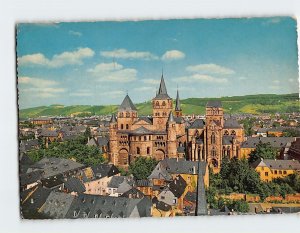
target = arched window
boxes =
[137,147,140,155]
[211,132,216,144]
[126,124,129,129]
[224,130,229,136]
[126,112,130,117]
[147,147,150,154]
[156,101,159,106]
[162,101,166,106]
[144,136,147,141]
[211,147,216,157]
[121,124,124,129]
[231,130,236,136]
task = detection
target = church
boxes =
[109,75,245,170]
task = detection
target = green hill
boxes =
[19,93,299,119]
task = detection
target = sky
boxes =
[17,17,299,109]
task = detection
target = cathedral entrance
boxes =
[154,149,165,161]
[118,149,129,166]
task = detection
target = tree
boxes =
[239,117,256,136]
[84,127,92,141]
[27,136,105,166]
[283,128,300,137]
[248,141,278,163]
[129,157,158,180]
[228,200,249,213]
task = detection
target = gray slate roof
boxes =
[64,177,86,193]
[224,118,242,129]
[206,100,222,108]
[241,137,295,148]
[161,158,207,176]
[188,119,205,129]
[118,95,137,111]
[91,164,119,179]
[175,89,181,111]
[168,175,187,198]
[66,194,152,218]
[108,176,135,189]
[39,191,75,218]
[153,75,171,100]
[252,159,300,170]
[129,126,153,136]
[27,157,85,179]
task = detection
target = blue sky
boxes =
[17,17,299,109]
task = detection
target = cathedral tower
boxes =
[117,94,138,131]
[205,101,224,169]
[175,88,182,117]
[109,113,118,164]
[152,74,173,131]
[167,111,177,158]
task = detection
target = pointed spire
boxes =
[118,94,137,111]
[154,72,170,99]
[168,111,175,123]
[175,88,181,111]
[110,113,117,123]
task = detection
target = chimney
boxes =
[193,166,196,174]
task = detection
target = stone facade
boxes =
[109,74,245,170]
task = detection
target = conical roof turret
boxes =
[110,113,117,123]
[118,94,137,111]
[168,111,175,123]
[154,73,170,99]
[175,89,181,111]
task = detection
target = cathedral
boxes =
[109,75,244,170]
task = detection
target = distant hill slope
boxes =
[19,93,299,119]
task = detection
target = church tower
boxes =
[175,88,182,117]
[117,94,138,131]
[152,74,173,131]
[167,111,177,158]
[109,113,118,165]
[205,101,224,169]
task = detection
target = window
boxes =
[121,124,124,129]
[265,172,268,177]
[137,147,140,154]
[126,112,130,117]
[147,147,150,154]
[156,101,159,106]
[173,199,177,204]
[161,196,165,200]
[126,124,129,129]
[162,101,166,106]
[231,130,236,136]
[144,136,147,141]
[274,170,278,175]
[279,171,282,175]
[211,132,216,144]
[283,171,287,175]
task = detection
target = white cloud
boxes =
[18,76,66,98]
[18,47,95,68]
[161,50,185,61]
[69,30,82,37]
[141,79,161,85]
[18,76,58,87]
[269,85,280,90]
[87,62,137,83]
[186,64,235,75]
[100,49,159,60]
[288,78,296,83]
[175,74,228,83]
